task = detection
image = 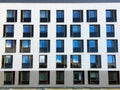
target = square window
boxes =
[39,55,47,68]
[3,25,14,37]
[87,10,97,22]
[89,25,100,37]
[56,25,67,37]
[56,40,64,52]
[39,40,50,53]
[56,71,64,84]
[39,71,49,84]
[106,10,117,22]
[40,25,48,37]
[73,10,83,22]
[7,10,17,22]
[73,71,84,84]
[107,55,116,68]
[40,10,50,22]
[107,40,118,52]
[56,55,67,68]
[70,25,81,37]
[88,71,99,84]
[71,55,81,68]
[23,25,33,37]
[106,24,114,37]
[73,40,83,52]
[20,40,31,53]
[22,55,33,68]
[56,10,64,22]
[4,71,15,85]
[2,55,13,68]
[90,55,101,68]
[21,10,31,22]
[87,40,98,52]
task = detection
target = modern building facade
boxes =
[0,0,120,89]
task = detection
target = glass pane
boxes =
[72,26,80,32]
[57,26,63,33]
[90,25,95,32]
[73,55,79,63]
[7,11,14,18]
[24,26,30,32]
[57,11,64,18]
[23,40,30,48]
[106,25,114,32]
[73,40,79,48]
[40,11,47,18]
[56,55,62,63]
[39,55,45,63]
[108,55,115,63]
[24,11,31,18]
[73,11,80,18]
[39,73,46,81]
[6,40,12,48]
[22,56,29,63]
[89,11,96,18]
[90,55,96,63]
[6,25,13,32]
[106,11,111,18]
[22,72,29,81]
[40,40,47,48]
[40,25,47,32]
[56,40,63,48]
[89,40,95,48]
[107,40,113,48]
[6,56,11,63]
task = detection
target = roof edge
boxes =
[0,0,120,3]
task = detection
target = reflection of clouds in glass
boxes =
[73,55,79,63]
[40,56,45,63]
[6,41,12,48]
[57,56,62,63]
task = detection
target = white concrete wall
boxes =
[0,3,120,71]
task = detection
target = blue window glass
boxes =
[6,25,13,32]
[108,55,115,63]
[24,26,30,32]
[72,25,80,33]
[22,56,30,63]
[89,11,96,18]
[23,10,31,18]
[40,40,47,48]
[106,11,111,18]
[23,40,30,48]
[89,40,95,48]
[107,40,113,48]
[73,55,79,63]
[6,40,12,48]
[90,55,96,63]
[90,25,95,32]
[57,25,63,33]
[56,40,63,48]
[73,40,79,48]
[56,55,62,63]
[6,55,12,63]
[57,10,64,18]
[7,11,13,18]
[40,25,47,33]
[106,25,114,32]
[40,11,47,18]
[73,11,80,18]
